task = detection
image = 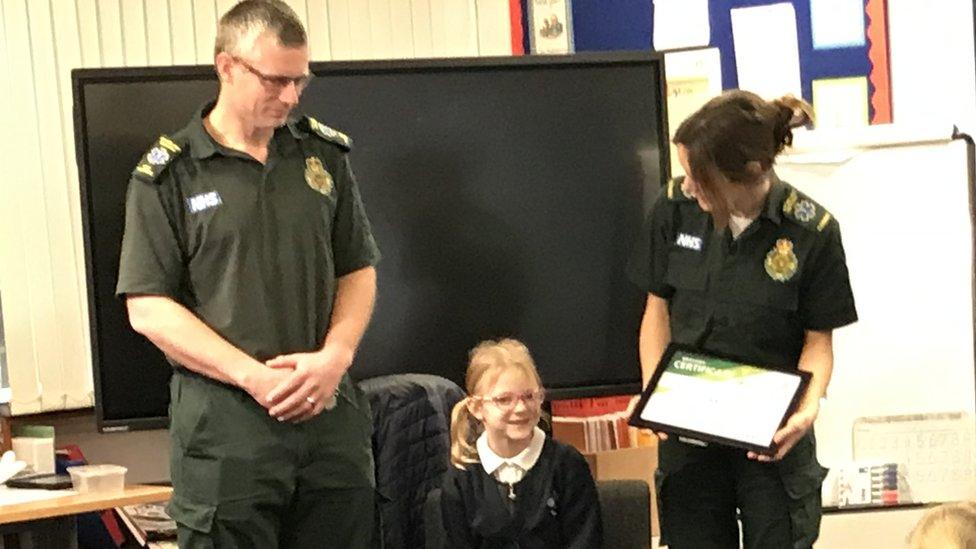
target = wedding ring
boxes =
[306,396,316,406]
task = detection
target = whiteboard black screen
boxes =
[72,54,668,431]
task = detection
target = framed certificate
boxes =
[628,344,811,454]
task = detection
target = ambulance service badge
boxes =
[305,156,333,195]
[765,238,798,282]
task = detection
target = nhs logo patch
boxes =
[187,191,222,213]
[675,233,703,251]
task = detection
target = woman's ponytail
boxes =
[771,94,815,150]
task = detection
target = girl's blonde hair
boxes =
[908,501,976,549]
[449,338,543,468]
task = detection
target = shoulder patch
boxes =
[132,135,183,183]
[305,116,353,151]
[781,188,833,232]
[666,176,695,202]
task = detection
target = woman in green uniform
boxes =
[629,90,857,549]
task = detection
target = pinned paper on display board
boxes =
[655,0,894,129]
[665,48,723,177]
[667,78,711,176]
[528,0,574,54]
[653,0,711,51]
[810,0,892,126]
[730,3,802,99]
[810,0,866,49]
[812,77,870,129]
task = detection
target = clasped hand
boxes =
[244,345,351,423]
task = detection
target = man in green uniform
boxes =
[115,1,379,546]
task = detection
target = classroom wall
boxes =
[44,412,171,484]
[887,0,976,134]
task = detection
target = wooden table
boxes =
[0,485,172,548]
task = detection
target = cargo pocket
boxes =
[778,455,828,549]
[170,449,223,506]
[167,493,216,536]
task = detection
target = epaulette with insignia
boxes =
[304,116,353,151]
[665,176,695,202]
[781,187,833,232]
[132,135,183,183]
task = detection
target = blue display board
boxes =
[535,0,892,123]
[705,0,875,108]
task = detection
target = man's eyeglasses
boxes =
[476,390,546,411]
[232,56,312,93]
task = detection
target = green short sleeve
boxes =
[116,176,185,299]
[331,155,381,277]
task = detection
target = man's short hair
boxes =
[215,0,307,57]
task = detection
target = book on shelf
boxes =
[550,395,631,418]
[551,396,643,454]
[115,502,177,546]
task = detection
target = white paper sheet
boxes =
[731,3,802,99]
[810,0,866,50]
[0,485,75,506]
[653,0,711,51]
[639,349,803,449]
[812,77,869,129]
[664,48,723,176]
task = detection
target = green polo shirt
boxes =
[628,176,857,370]
[117,103,380,362]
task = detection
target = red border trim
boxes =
[509,0,525,55]
[866,0,892,124]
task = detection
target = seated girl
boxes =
[441,338,602,548]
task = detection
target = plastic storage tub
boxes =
[66,464,127,494]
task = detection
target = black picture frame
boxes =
[628,343,811,454]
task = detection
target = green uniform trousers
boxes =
[655,431,827,549]
[167,371,378,549]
